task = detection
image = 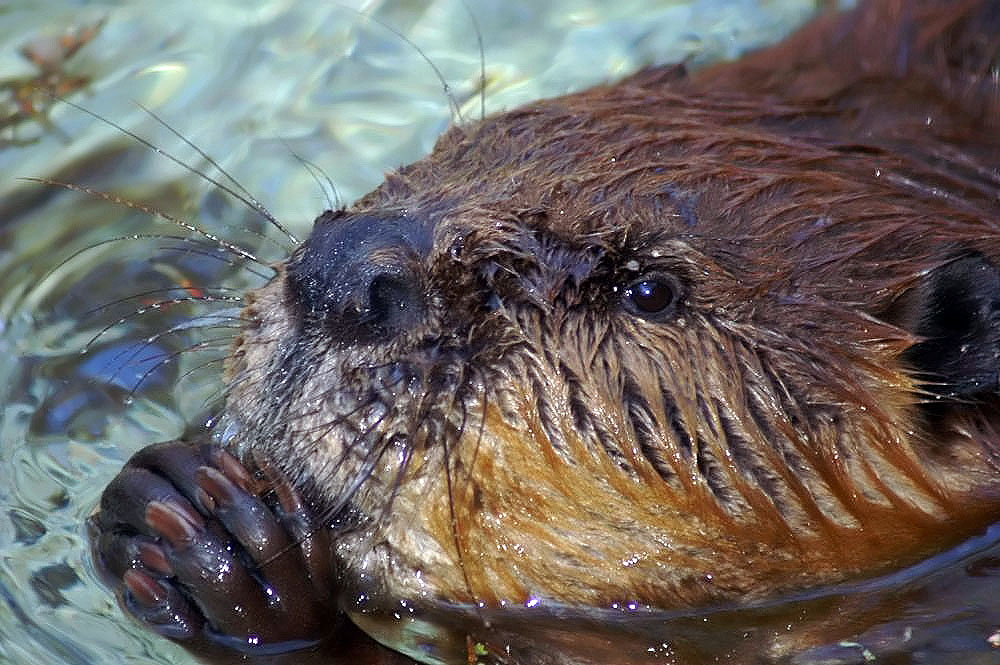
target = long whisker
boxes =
[54,95,298,247]
[105,326,241,394]
[83,296,244,351]
[21,178,269,268]
[86,312,245,366]
[123,336,236,400]
[35,233,262,295]
[459,0,487,121]
[253,423,394,571]
[154,244,274,281]
[191,354,249,409]
[83,286,242,318]
[261,384,375,434]
[440,405,476,607]
[135,102,299,245]
[314,413,393,522]
[344,4,463,123]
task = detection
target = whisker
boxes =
[154,243,273,281]
[459,0,487,121]
[313,412,393,524]
[344,4,463,123]
[83,287,241,319]
[83,300,245,352]
[53,95,298,247]
[463,375,490,482]
[268,387,375,435]
[135,102,299,246]
[21,178,270,269]
[440,405,476,606]
[105,330,239,396]
[124,336,235,400]
[284,144,343,212]
[35,233,258,293]
[252,424,392,571]
[86,332,242,400]
[378,436,414,522]
[191,353,251,409]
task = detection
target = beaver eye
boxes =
[622,275,681,318]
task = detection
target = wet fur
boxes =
[231,0,1000,605]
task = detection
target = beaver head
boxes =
[220,0,1000,659]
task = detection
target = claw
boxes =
[90,439,352,662]
[123,568,167,606]
[145,500,201,547]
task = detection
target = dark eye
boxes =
[622,275,681,318]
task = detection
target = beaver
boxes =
[88,0,1000,663]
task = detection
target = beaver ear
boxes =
[897,253,1000,399]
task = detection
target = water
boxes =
[2,1,998,664]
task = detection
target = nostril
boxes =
[285,211,434,342]
[366,272,425,332]
[287,261,427,341]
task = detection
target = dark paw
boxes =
[88,439,339,662]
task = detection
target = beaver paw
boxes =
[88,439,340,663]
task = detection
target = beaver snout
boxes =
[285,209,434,341]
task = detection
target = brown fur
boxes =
[219,0,1000,661]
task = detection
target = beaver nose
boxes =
[285,210,432,341]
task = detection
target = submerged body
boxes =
[91,1,1000,663]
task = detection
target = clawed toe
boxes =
[89,439,340,661]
